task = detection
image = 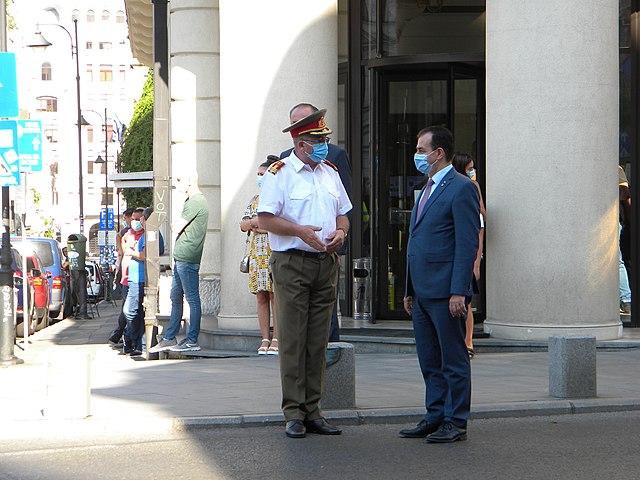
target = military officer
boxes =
[257,108,352,439]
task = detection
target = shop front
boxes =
[344,0,486,320]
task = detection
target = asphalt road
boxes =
[1,411,639,480]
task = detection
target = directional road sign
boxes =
[0,121,21,187]
[16,120,43,172]
[0,53,19,118]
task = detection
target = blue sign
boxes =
[0,121,21,186]
[0,53,18,118]
[17,120,43,172]
[100,207,114,230]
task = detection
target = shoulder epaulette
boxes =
[267,160,285,174]
[323,160,339,172]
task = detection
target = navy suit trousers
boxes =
[412,296,471,428]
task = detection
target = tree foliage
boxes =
[119,71,153,208]
[6,1,16,30]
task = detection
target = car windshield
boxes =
[13,240,54,267]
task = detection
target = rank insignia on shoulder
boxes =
[323,160,339,172]
[267,160,285,174]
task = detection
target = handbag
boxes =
[239,232,251,273]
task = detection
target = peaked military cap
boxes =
[283,108,333,137]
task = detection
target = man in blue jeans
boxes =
[122,212,146,355]
[150,174,209,353]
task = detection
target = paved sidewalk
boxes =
[2,302,640,437]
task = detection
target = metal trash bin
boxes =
[352,257,371,321]
[66,234,87,270]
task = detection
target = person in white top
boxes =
[257,108,352,439]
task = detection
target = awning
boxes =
[124,0,153,67]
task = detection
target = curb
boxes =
[171,398,640,431]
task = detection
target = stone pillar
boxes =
[217,1,338,329]
[169,0,221,315]
[484,0,622,340]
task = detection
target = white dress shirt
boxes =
[258,152,353,252]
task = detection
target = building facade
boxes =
[8,0,147,252]
[123,0,638,340]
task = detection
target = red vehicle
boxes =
[15,251,51,334]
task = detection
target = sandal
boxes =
[267,338,279,355]
[258,339,270,355]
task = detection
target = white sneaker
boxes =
[148,337,177,353]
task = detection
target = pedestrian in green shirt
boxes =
[150,174,209,353]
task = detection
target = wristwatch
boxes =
[337,227,348,238]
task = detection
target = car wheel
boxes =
[36,308,49,331]
[16,303,37,337]
[49,309,61,323]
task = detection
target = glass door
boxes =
[375,65,483,319]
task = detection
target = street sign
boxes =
[16,120,43,172]
[98,230,117,246]
[0,121,21,187]
[99,208,114,230]
[0,53,19,118]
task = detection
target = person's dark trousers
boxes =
[70,269,88,317]
[412,296,471,429]
[328,257,346,342]
[271,251,339,421]
[123,281,145,352]
[328,297,340,342]
[110,284,129,341]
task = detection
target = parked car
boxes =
[11,237,67,320]
[20,252,51,331]
[12,248,37,338]
[86,260,105,301]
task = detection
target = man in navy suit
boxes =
[280,103,352,343]
[399,126,480,443]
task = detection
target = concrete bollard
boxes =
[45,348,92,419]
[548,335,597,399]
[321,342,356,409]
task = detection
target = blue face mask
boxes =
[256,175,264,188]
[467,168,476,180]
[305,141,329,163]
[414,150,436,175]
[122,220,129,228]
[131,220,143,232]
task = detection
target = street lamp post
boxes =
[27,19,84,234]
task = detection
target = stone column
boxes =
[484,0,622,340]
[169,0,221,315]
[217,0,338,329]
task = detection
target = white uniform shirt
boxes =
[257,152,353,252]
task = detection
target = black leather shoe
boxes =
[399,420,441,438]
[304,418,342,435]
[425,422,467,443]
[285,420,306,438]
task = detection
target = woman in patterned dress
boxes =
[240,157,278,355]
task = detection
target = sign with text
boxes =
[99,208,114,230]
[0,121,21,186]
[16,120,43,172]
[97,230,117,246]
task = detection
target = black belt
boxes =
[283,249,329,260]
